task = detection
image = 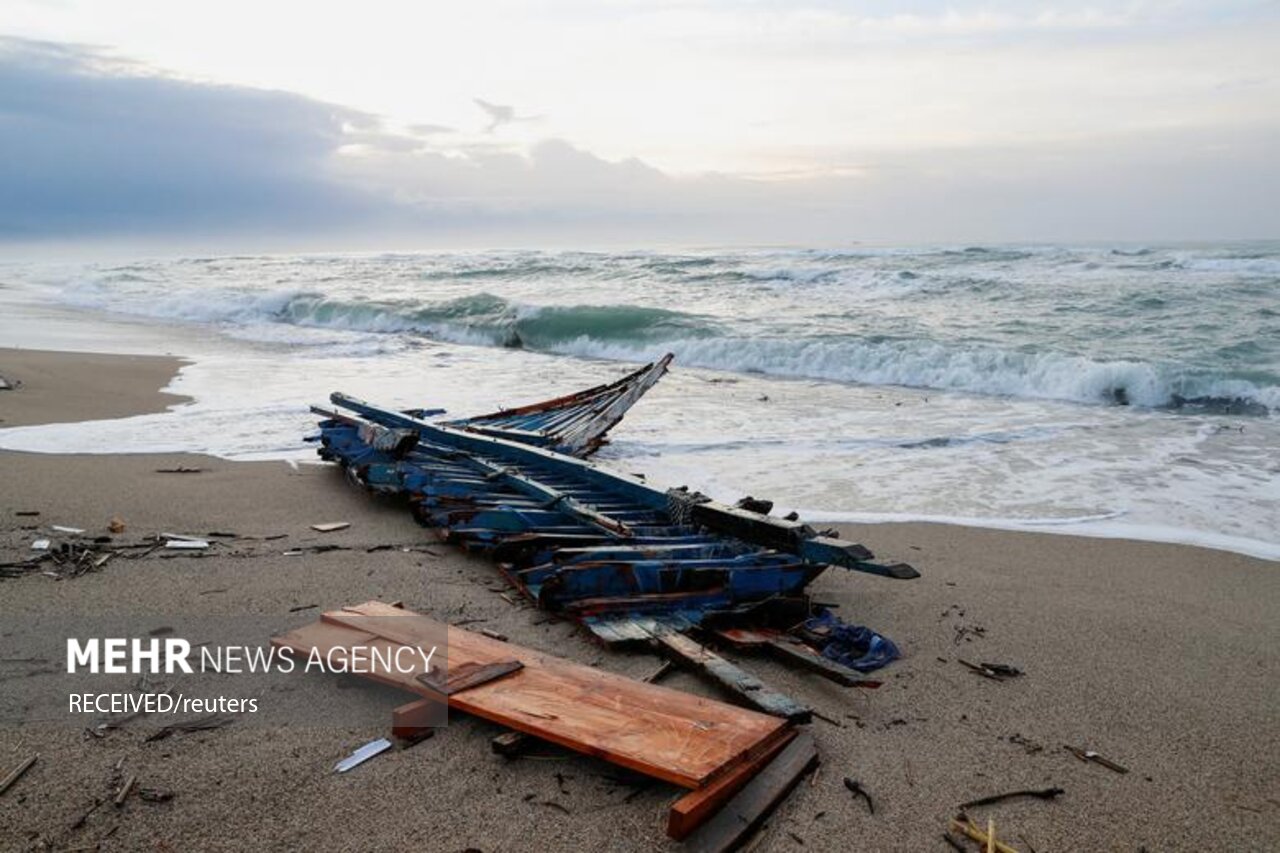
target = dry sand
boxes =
[0,350,1275,852]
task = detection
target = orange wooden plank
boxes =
[667,727,797,839]
[272,601,790,789]
[326,602,789,787]
[391,697,439,741]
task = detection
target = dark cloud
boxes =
[0,38,395,240]
[0,38,734,247]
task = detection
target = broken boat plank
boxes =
[716,628,878,687]
[653,631,811,723]
[417,659,524,696]
[272,601,791,790]
[682,732,819,852]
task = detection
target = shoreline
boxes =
[1,347,1276,851]
[2,344,1274,563]
[808,509,1280,563]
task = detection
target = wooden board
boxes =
[391,698,438,741]
[667,727,796,840]
[653,631,811,723]
[683,732,820,853]
[272,601,790,789]
[417,659,524,695]
[715,628,878,687]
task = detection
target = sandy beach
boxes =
[0,349,192,428]
[0,350,1276,852]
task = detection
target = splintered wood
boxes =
[272,601,791,791]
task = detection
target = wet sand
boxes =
[0,350,1275,852]
[0,348,191,427]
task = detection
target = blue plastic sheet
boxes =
[802,610,900,672]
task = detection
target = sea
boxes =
[2,242,1277,559]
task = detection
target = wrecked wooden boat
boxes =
[309,355,916,721]
[448,353,672,456]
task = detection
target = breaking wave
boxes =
[273,292,717,350]
[62,280,1278,414]
[560,336,1278,415]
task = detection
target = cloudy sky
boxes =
[2,1,1278,250]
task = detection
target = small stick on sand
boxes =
[1064,745,1129,774]
[0,753,38,795]
[949,815,1020,853]
[960,787,1064,810]
[114,773,136,807]
[842,777,875,814]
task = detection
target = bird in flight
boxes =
[473,98,541,133]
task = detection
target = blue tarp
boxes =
[802,610,900,672]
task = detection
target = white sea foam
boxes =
[554,335,1280,412]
